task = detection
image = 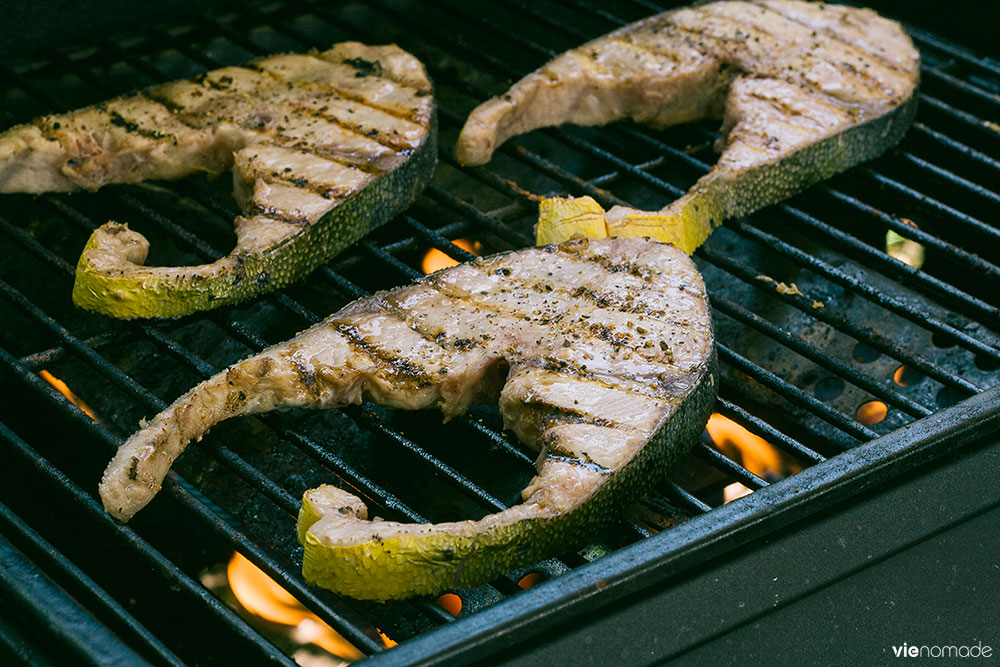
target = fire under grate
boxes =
[0,0,998,665]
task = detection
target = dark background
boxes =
[1,1,995,62]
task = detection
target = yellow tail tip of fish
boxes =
[536,196,609,245]
[535,195,715,255]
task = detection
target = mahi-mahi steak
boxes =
[99,236,717,599]
[0,42,436,318]
[457,0,919,251]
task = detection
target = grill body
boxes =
[0,1,998,665]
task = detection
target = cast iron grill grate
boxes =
[0,0,998,664]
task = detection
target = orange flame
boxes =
[38,370,100,422]
[421,238,482,274]
[856,400,887,425]
[227,553,371,661]
[517,572,545,590]
[706,413,798,481]
[436,593,462,616]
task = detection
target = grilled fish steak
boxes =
[0,42,436,318]
[99,236,716,599]
[456,0,919,252]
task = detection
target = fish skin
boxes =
[0,42,436,318]
[98,236,716,599]
[455,0,919,251]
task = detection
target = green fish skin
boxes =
[455,0,919,250]
[98,236,716,600]
[0,43,436,319]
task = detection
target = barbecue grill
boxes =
[1,0,998,665]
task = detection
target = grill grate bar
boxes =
[661,480,712,514]
[718,344,877,442]
[0,270,303,519]
[859,165,1000,244]
[898,152,1000,207]
[693,442,767,490]
[0,446,185,666]
[902,21,1000,77]
[921,65,1000,107]
[698,240,981,396]
[18,331,134,369]
[912,122,1000,172]
[754,192,1000,328]
[347,405,510,513]
[0,481,184,666]
[730,219,1000,363]
[0,363,301,664]
[715,396,824,465]
[609,123,1000,326]
[0,503,178,667]
[709,295,933,418]
[819,185,1000,284]
[0,212,438,643]
[918,92,1000,136]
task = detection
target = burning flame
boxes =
[706,413,799,483]
[38,370,100,422]
[436,593,462,616]
[227,552,367,661]
[856,400,888,425]
[421,238,482,274]
[517,572,545,590]
[723,482,753,503]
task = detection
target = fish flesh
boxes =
[456,0,919,252]
[99,235,716,599]
[0,42,436,318]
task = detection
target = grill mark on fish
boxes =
[229,121,390,175]
[752,2,912,74]
[544,453,613,475]
[144,86,398,176]
[371,295,485,354]
[289,353,322,397]
[667,8,896,100]
[248,60,426,124]
[258,171,353,202]
[610,35,689,64]
[529,398,646,434]
[245,65,422,150]
[102,107,176,142]
[419,276,692,398]
[245,202,312,227]
[328,319,439,388]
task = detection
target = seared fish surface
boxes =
[456,0,919,252]
[99,236,716,599]
[0,42,435,318]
